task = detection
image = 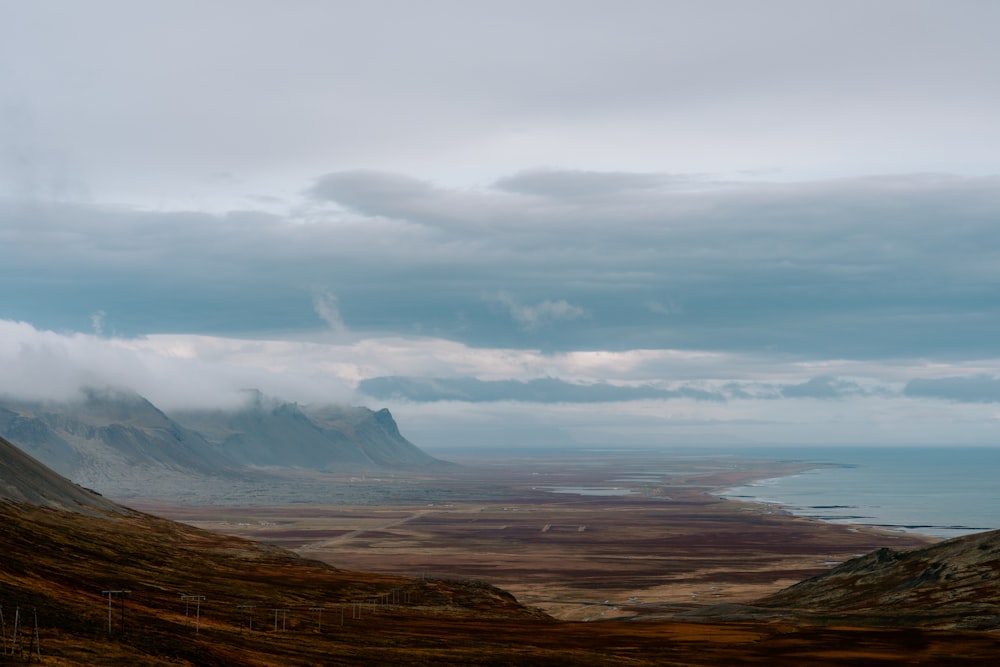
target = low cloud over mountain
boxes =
[0,389,445,500]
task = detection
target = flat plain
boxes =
[133,451,933,620]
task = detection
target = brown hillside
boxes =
[755,528,1000,629]
[5,497,1000,666]
[2,435,1000,665]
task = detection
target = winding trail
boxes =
[296,508,438,553]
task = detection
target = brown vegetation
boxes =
[147,456,933,620]
[4,499,1000,666]
[4,445,1000,665]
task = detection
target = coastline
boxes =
[714,446,1000,541]
[696,457,945,544]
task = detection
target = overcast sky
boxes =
[3,1,1000,451]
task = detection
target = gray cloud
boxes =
[359,374,902,405]
[359,376,725,404]
[491,292,588,331]
[307,170,531,232]
[4,2,1000,447]
[782,376,850,399]
[5,2,997,210]
[308,171,437,219]
[904,376,1000,403]
[493,169,683,198]
[4,172,1000,359]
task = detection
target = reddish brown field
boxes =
[135,453,933,621]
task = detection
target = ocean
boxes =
[720,446,1000,540]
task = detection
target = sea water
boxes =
[720,446,1000,540]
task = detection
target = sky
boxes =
[2,1,1000,451]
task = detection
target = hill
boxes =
[753,528,1000,629]
[0,433,548,665]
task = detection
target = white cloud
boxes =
[492,292,588,330]
[6,318,1000,446]
[89,310,107,337]
[312,289,347,334]
[0,320,353,410]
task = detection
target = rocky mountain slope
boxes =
[172,391,442,470]
[0,389,446,499]
[0,430,124,515]
[0,389,231,478]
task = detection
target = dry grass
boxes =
[3,454,998,665]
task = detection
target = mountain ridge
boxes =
[0,389,447,500]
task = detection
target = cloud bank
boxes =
[4,318,1000,449]
[3,2,1000,449]
[4,173,1000,361]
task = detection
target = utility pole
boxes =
[237,604,255,633]
[181,595,206,633]
[309,607,324,632]
[9,608,19,657]
[271,608,289,633]
[101,591,131,636]
[31,608,41,663]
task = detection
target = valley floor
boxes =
[131,451,933,621]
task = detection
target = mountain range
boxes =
[0,389,445,499]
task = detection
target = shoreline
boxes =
[699,459,946,542]
[709,464,936,539]
[713,449,997,541]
